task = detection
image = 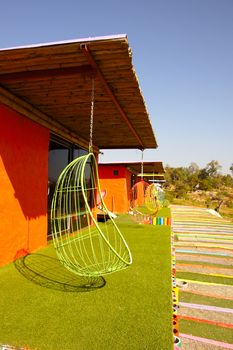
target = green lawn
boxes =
[0,214,172,350]
[156,208,171,218]
[134,205,171,218]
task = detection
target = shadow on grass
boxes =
[14,250,106,293]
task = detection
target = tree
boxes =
[230,163,233,177]
[174,181,189,199]
[198,167,209,180]
[164,161,233,207]
[211,175,222,189]
[205,160,222,177]
[188,162,199,174]
[222,174,233,187]
[188,173,199,191]
[198,178,212,191]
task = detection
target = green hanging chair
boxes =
[51,152,132,277]
[145,183,160,213]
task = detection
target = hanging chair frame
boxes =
[51,152,132,276]
[51,76,132,277]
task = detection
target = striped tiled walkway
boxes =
[171,205,233,349]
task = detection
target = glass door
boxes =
[48,135,89,237]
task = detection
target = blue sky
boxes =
[1,0,232,173]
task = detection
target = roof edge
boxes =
[99,161,163,165]
[0,34,128,52]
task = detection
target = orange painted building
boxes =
[0,105,49,265]
[0,36,158,266]
[98,164,149,213]
[98,165,132,213]
[0,104,96,267]
[0,104,92,266]
[99,161,165,214]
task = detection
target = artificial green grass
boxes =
[179,291,233,309]
[133,204,156,216]
[156,208,171,218]
[179,319,233,344]
[0,214,172,350]
[176,271,233,286]
[132,206,171,218]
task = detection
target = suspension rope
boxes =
[141,149,144,181]
[89,76,95,152]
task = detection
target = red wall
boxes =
[98,165,132,213]
[0,105,49,266]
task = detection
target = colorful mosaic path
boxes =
[171,205,233,349]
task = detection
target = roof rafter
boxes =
[80,44,145,150]
[0,65,93,82]
[0,36,157,150]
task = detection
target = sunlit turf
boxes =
[0,214,172,350]
[133,205,171,218]
[157,207,171,218]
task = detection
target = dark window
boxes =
[48,135,89,237]
[113,170,119,176]
[131,174,137,188]
[73,147,88,159]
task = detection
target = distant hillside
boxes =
[164,161,233,221]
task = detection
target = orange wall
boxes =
[131,180,149,208]
[0,105,49,266]
[98,165,132,213]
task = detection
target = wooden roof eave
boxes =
[81,44,145,150]
[137,173,165,178]
[0,36,158,150]
[100,161,165,174]
[0,85,98,153]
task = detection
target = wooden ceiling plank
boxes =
[0,85,99,152]
[0,37,157,150]
[0,65,93,82]
[81,44,146,150]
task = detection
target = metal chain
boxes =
[89,77,95,152]
[141,149,144,180]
